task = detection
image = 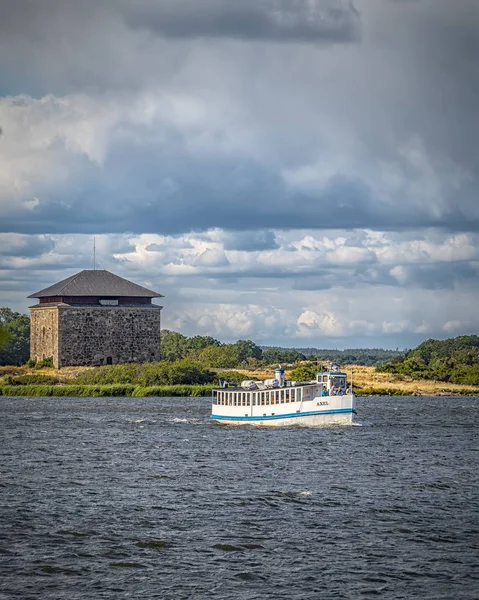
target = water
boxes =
[1,396,478,599]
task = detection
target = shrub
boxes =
[131,384,214,397]
[215,371,259,384]
[25,358,36,368]
[74,360,215,387]
[10,374,59,386]
[35,357,54,369]
[289,364,318,382]
[0,383,213,397]
[0,384,136,397]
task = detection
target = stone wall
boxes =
[29,305,162,368]
[30,307,59,366]
[57,306,162,367]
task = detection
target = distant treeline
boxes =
[159,331,309,367]
[160,331,404,367]
[261,346,403,366]
[377,335,479,385]
[0,305,404,369]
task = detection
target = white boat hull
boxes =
[211,392,356,427]
[211,410,354,427]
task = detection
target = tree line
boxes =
[1,306,405,369]
[377,335,479,385]
[0,308,30,366]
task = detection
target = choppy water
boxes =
[0,395,478,599]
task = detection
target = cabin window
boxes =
[261,392,265,406]
[285,389,290,402]
[276,391,280,403]
[323,375,328,382]
[246,394,250,406]
[280,390,284,403]
[291,389,295,401]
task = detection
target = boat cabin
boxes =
[316,371,349,396]
[213,369,350,408]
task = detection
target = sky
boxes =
[0,0,478,349]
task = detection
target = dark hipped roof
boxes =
[28,270,164,299]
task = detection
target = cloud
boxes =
[223,231,280,252]
[0,0,478,347]
[126,0,360,43]
[0,234,54,258]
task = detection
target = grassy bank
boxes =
[344,365,479,396]
[1,363,479,397]
[0,384,215,397]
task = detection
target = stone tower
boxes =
[28,270,163,368]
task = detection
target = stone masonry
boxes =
[30,305,161,368]
[30,307,60,366]
[28,269,163,368]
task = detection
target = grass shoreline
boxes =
[0,384,478,398]
[0,384,215,397]
[1,364,479,398]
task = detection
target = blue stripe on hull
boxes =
[211,408,355,422]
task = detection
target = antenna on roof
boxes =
[93,237,96,271]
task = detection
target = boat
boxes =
[211,366,356,426]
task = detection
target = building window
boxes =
[106,356,113,365]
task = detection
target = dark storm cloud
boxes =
[0,0,478,239]
[2,147,479,236]
[0,235,55,258]
[391,262,479,291]
[126,0,360,43]
[223,231,280,252]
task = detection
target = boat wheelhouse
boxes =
[211,367,356,426]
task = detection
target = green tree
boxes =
[289,364,318,382]
[160,330,189,361]
[262,348,306,365]
[234,339,263,363]
[0,308,30,366]
[0,323,10,349]
[187,335,221,351]
[199,344,241,368]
